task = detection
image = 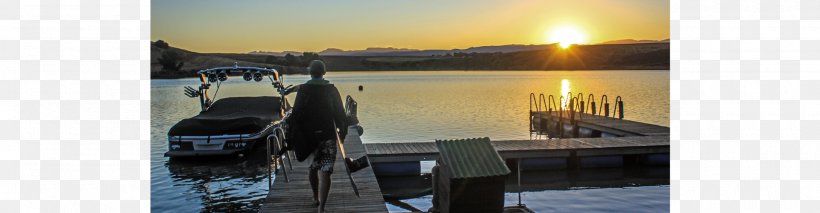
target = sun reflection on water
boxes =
[561,79,571,108]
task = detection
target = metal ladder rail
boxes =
[568,97,576,123]
[613,96,624,119]
[569,97,582,137]
[267,130,289,189]
[598,95,610,118]
[575,93,585,115]
[273,127,293,171]
[529,93,539,133]
[558,96,565,138]
[546,95,558,138]
[574,93,585,120]
[587,94,596,116]
[538,94,549,134]
[540,94,550,120]
[564,92,573,118]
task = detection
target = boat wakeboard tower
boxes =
[184,64,291,112]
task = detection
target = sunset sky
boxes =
[152,0,669,53]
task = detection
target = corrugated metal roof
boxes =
[436,137,511,179]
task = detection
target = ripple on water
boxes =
[151,71,669,212]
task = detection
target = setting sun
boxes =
[548,26,587,48]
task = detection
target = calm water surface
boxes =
[151,70,669,212]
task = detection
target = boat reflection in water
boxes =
[164,148,272,212]
[378,166,669,212]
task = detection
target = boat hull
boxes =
[164,96,288,158]
[164,126,273,158]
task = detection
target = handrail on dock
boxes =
[575,93,584,114]
[266,130,289,186]
[565,92,573,117]
[599,95,609,117]
[569,97,577,122]
[528,91,631,138]
[558,96,564,119]
[529,93,538,113]
[529,92,623,119]
[529,93,539,132]
[614,96,624,119]
[274,126,292,171]
[569,97,583,122]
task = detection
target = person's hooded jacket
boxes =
[287,78,348,160]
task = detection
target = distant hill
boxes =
[153,41,669,79]
[249,41,669,57]
[599,39,669,45]
[322,42,670,71]
[151,44,306,79]
[251,44,556,57]
[251,47,425,57]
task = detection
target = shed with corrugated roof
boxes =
[431,137,511,213]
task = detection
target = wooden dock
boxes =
[367,112,670,163]
[259,109,669,212]
[532,111,669,136]
[259,126,388,213]
[365,135,669,163]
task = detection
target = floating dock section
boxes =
[366,111,670,174]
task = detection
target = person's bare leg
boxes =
[318,171,332,213]
[309,168,319,205]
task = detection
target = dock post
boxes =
[571,99,575,138]
[559,96,564,138]
[567,151,580,186]
[517,158,523,207]
[569,98,575,122]
[580,100,585,114]
[591,99,597,116]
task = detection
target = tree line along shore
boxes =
[151,40,669,79]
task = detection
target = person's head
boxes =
[308,60,326,79]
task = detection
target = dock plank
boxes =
[259,127,388,213]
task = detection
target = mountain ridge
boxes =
[152,42,670,79]
[249,39,669,57]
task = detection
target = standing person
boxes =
[287,60,348,212]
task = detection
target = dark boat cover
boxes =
[169,96,285,136]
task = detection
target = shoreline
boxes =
[150,68,670,80]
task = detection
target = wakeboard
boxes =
[334,123,360,197]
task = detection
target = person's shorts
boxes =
[309,139,337,173]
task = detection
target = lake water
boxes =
[151,70,669,212]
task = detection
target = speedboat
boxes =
[165,65,291,157]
